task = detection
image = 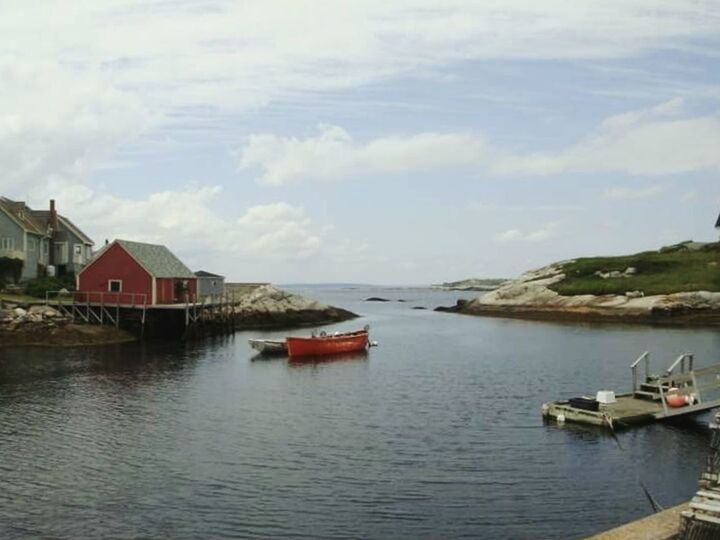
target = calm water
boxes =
[1,286,720,539]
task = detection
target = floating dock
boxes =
[543,352,720,429]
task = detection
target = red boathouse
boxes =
[77,239,197,305]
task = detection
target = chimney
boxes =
[49,199,59,231]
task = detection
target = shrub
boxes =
[23,275,76,298]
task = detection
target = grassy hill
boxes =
[549,241,720,296]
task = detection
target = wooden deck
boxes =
[543,353,720,429]
[586,503,688,539]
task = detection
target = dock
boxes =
[45,289,244,339]
[543,352,720,429]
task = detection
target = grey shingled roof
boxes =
[32,211,94,245]
[195,270,224,278]
[0,197,48,236]
[117,239,195,278]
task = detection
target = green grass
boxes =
[549,242,720,296]
[0,293,40,303]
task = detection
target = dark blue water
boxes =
[1,286,719,539]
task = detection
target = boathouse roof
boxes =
[195,270,224,278]
[116,239,195,279]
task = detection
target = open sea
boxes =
[1,285,719,539]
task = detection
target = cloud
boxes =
[238,124,486,185]
[238,99,720,185]
[28,183,328,274]
[496,229,523,242]
[602,185,668,200]
[495,224,557,243]
[492,99,720,176]
[0,55,148,193]
[1,2,719,189]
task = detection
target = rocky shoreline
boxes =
[0,285,357,347]
[435,263,720,326]
[0,305,136,347]
[230,285,357,329]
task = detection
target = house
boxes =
[31,200,94,275]
[195,270,225,299]
[0,197,94,282]
[0,198,51,281]
[77,239,197,305]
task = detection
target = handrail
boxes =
[45,290,148,306]
[665,353,693,376]
[631,351,649,369]
[631,351,650,392]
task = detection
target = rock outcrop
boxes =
[231,285,356,328]
[436,263,720,325]
[0,303,135,347]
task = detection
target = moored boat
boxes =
[286,326,370,357]
[248,338,288,355]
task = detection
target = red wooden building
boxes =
[77,239,197,305]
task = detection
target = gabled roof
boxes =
[0,197,48,236]
[195,270,224,278]
[32,211,94,245]
[116,239,195,278]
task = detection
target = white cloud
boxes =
[238,99,720,185]
[496,229,523,242]
[602,185,668,200]
[492,100,720,176]
[28,183,327,274]
[1,2,719,192]
[238,124,486,185]
[0,55,148,193]
[495,224,557,243]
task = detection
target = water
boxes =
[1,285,719,539]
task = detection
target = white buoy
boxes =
[557,414,566,424]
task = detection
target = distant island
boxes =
[436,241,720,325]
[431,278,507,291]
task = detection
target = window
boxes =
[27,237,36,252]
[43,241,49,254]
[108,280,122,292]
[0,238,14,250]
[74,244,82,255]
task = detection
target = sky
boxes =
[2,0,720,284]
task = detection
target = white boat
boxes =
[248,338,288,355]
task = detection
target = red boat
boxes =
[286,327,370,357]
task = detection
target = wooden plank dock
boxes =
[543,352,720,429]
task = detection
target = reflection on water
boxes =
[0,286,719,539]
[288,349,369,367]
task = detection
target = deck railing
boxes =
[631,351,650,392]
[665,353,694,376]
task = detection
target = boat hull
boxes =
[286,331,369,357]
[248,339,288,355]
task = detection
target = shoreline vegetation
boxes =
[436,241,720,326]
[0,285,357,348]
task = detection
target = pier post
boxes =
[678,411,720,539]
